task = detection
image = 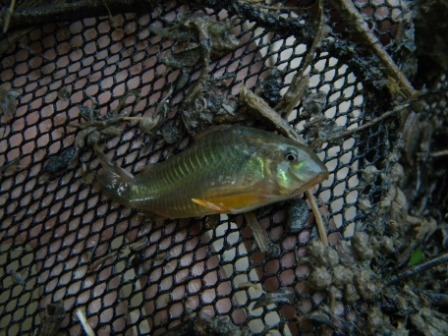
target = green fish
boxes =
[97,126,328,218]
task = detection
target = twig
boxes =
[429,149,448,158]
[240,86,305,144]
[3,0,16,33]
[244,212,271,254]
[231,0,315,43]
[331,0,417,98]
[101,0,114,21]
[305,190,328,246]
[387,252,448,286]
[414,289,448,307]
[0,0,145,31]
[325,102,410,143]
[75,308,96,336]
[183,21,212,104]
[276,0,324,117]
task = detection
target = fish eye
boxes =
[285,152,298,162]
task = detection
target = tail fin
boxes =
[96,161,134,208]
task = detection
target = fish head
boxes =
[262,138,329,196]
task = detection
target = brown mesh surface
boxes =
[0,0,407,335]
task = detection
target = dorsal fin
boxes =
[194,124,234,141]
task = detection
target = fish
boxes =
[96,126,328,218]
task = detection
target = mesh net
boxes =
[0,0,414,335]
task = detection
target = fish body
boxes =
[97,126,328,218]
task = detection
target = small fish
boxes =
[97,126,328,218]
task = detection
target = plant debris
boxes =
[181,77,243,135]
[37,302,65,336]
[245,212,280,257]
[253,288,295,309]
[258,68,284,107]
[154,14,239,64]
[297,145,448,335]
[331,0,417,98]
[156,14,239,97]
[43,146,79,176]
[287,198,311,233]
[72,91,140,152]
[0,86,19,123]
[0,157,21,177]
[165,315,249,336]
[239,86,304,144]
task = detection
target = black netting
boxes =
[0,0,416,335]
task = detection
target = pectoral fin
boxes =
[191,198,231,213]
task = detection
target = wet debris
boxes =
[287,199,311,233]
[253,288,295,309]
[290,89,348,148]
[57,87,71,101]
[277,0,325,118]
[239,86,304,144]
[165,315,249,336]
[0,86,19,123]
[390,1,417,81]
[331,0,417,98]
[259,68,284,107]
[154,15,244,136]
[410,307,448,336]
[160,118,183,144]
[74,104,123,151]
[37,302,65,336]
[156,14,239,95]
[43,146,79,176]
[0,157,22,177]
[73,90,141,152]
[297,169,448,335]
[244,212,280,257]
[181,77,243,135]
[153,14,239,61]
[123,88,173,138]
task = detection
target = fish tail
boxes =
[96,160,134,207]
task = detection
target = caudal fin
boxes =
[96,162,134,208]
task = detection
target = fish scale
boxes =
[97,126,328,218]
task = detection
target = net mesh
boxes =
[0,0,411,334]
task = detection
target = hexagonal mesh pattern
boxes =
[0,0,406,335]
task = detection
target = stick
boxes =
[3,0,16,33]
[387,253,448,286]
[276,0,324,117]
[244,212,271,254]
[75,308,96,336]
[240,86,305,144]
[331,0,417,98]
[325,102,410,143]
[0,0,145,31]
[305,190,328,246]
[429,149,448,158]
